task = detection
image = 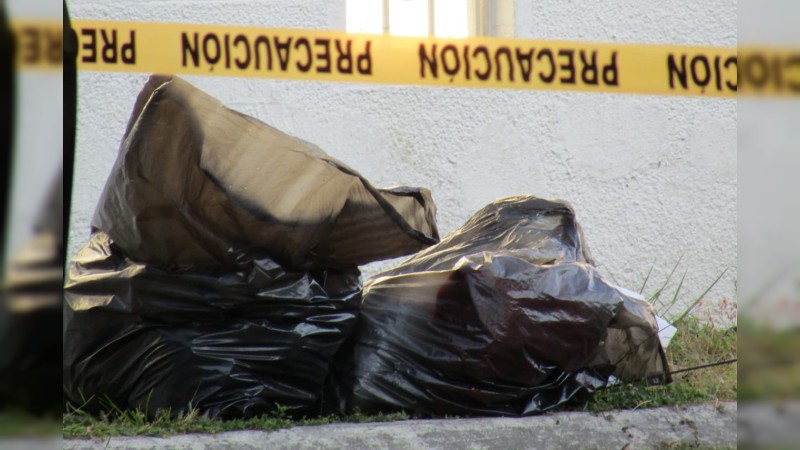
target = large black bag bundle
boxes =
[332,196,669,416]
[65,234,362,418]
[63,76,439,418]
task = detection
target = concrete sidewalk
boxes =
[65,401,736,450]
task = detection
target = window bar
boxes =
[478,0,484,36]
[467,0,481,36]
[382,0,390,34]
[428,0,435,36]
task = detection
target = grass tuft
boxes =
[585,315,736,412]
[583,262,736,413]
[62,403,410,439]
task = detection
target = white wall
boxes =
[4,1,63,263]
[67,0,737,322]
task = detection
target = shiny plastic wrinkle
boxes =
[370,196,593,281]
[333,196,668,416]
[64,232,361,418]
[92,75,439,271]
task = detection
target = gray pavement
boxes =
[64,401,736,450]
[738,401,800,447]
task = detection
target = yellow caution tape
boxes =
[9,20,63,71]
[11,19,800,97]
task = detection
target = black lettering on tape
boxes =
[558,49,575,84]
[580,50,598,85]
[744,53,768,89]
[602,51,618,86]
[315,38,331,73]
[419,43,437,78]
[203,33,221,67]
[441,44,460,77]
[47,29,63,63]
[81,28,96,63]
[357,41,372,75]
[182,32,199,67]
[294,37,312,72]
[473,45,491,80]
[723,56,737,91]
[336,39,353,74]
[495,47,513,81]
[120,30,135,64]
[516,48,534,82]
[463,45,471,80]
[690,55,711,88]
[274,37,292,71]
[233,34,250,69]
[100,29,117,63]
[223,34,231,69]
[19,27,63,64]
[537,48,555,83]
[667,54,687,89]
[20,28,38,63]
[254,36,272,70]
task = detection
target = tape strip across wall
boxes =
[12,19,800,97]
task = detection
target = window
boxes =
[346,0,514,38]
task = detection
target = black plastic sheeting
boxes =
[64,234,361,418]
[90,76,439,272]
[65,75,668,420]
[63,76,439,418]
[330,196,670,416]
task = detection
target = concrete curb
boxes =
[64,401,736,450]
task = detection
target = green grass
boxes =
[582,315,736,413]
[738,322,800,402]
[0,410,62,437]
[579,262,737,413]
[63,404,409,439]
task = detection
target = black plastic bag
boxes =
[63,76,439,418]
[332,196,669,416]
[64,233,361,418]
[91,76,438,272]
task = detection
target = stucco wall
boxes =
[67,0,737,321]
[4,1,63,263]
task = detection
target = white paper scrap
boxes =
[655,315,678,349]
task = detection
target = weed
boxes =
[580,261,737,413]
[62,401,410,439]
[584,315,736,413]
